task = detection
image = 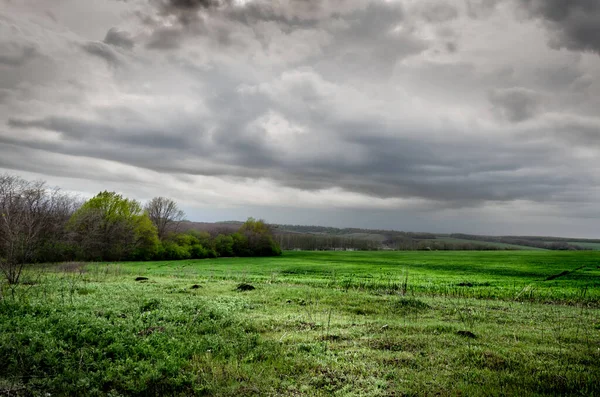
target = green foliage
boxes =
[1,175,281,279]
[237,218,281,257]
[132,215,161,260]
[0,296,275,396]
[231,232,250,256]
[69,200,281,262]
[214,234,234,257]
[69,191,159,261]
[157,231,217,260]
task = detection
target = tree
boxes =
[238,218,281,256]
[214,234,234,257]
[69,191,159,261]
[144,197,185,240]
[0,175,77,284]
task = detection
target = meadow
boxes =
[1,251,599,396]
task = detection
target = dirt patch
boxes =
[135,277,149,281]
[391,297,430,314]
[236,283,255,291]
[456,330,477,339]
[190,284,202,289]
[545,266,585,281]
[545,271,570,281]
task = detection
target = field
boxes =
[425,237,548,250]
[566,242,600,250]
[2,251,600,396]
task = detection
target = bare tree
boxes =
[144,197,185,240]
[0,175,76,284]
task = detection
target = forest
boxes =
[0,174,281,285]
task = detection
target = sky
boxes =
[1,0,600,237]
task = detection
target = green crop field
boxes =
[2,251,600,396]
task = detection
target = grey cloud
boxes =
[518,0,600,54]
[152,0,227,26]
[488,87,543,122]
[7,115,199,151]
[81,42,121,65]
[146,28,184,49]
[466,0,501,18]
[158,0,224,12]
[2,0,600,235]
[414,1,459,23]
[214,0,368,27]
[316,2,427,80]
[541,116,600,147]
[0,43,37,66]
[104,28,135,50]
[3,86,589,208]
[142,0,390,52]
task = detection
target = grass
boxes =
[1,251,599,396]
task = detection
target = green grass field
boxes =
[2,251,599,396]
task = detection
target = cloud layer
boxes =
[1,0,600,236]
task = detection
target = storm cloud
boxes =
[517,0,600,54]
[1,0,600,236]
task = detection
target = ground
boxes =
[1,251,599,396]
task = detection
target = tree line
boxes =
[274,233,380,251]
[0,174,281,284]
[449,234,591,251]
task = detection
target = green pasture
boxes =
[121,251,600,303]
[1,251,599,396]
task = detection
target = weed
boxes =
[140,298,161,312]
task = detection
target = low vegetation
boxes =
[1,251,599,396]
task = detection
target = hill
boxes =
[178,221,599,251]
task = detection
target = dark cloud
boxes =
[223,0,365,25]
[2,0,600,236]
[518,0,600,54]
[103,28,135,50]
[8,114,198,151]
[152,0,227,25]
[142,0,365,51]
[81,42,121,65]
[3,96,585,207]
[488,87,543,122]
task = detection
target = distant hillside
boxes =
[178,221,598,251]
[178,221,241,234]
[449,234,597,251]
